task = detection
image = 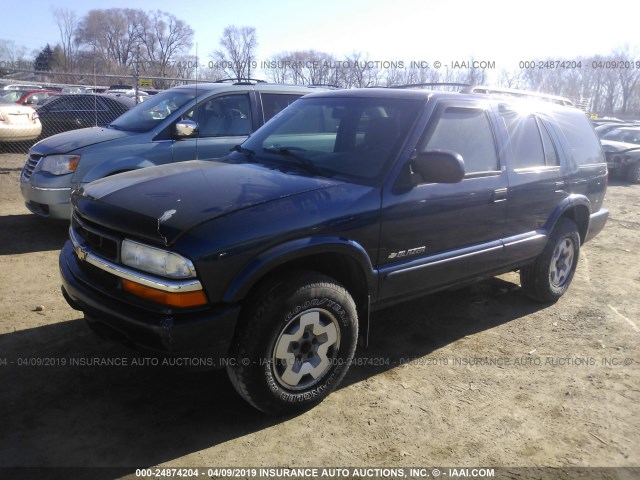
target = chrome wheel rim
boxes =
[549,238,575,288]
[272,308,340,390]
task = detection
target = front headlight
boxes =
[40,155,80,175]
[121,239,196,279]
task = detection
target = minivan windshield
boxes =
[109,88,198,132]
[239,96,422,184]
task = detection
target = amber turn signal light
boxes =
[122,279,207,308]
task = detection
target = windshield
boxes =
[240,96,423,183]
[109,88,198,132]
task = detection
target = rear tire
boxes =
[521,218,580,303]
[226,271,358,415]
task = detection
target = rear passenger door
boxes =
[378,100,509,301]
[260,93,305,123]
[499,107,566,263]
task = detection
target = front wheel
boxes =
[520,218,581,303]
[227,272,358,415]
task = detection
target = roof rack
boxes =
[389,82,471,89]
[214,78,267,85]
[460,85,574,107]
[308,83,340,89]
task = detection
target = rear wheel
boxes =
[520,218,580,303]
[226,271,358,415]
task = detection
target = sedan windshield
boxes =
[108,88,198,132]
[240,96,423,184]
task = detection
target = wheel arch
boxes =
[223,237,377,344]
[546,195,591,244]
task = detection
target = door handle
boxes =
[493,188,508,203]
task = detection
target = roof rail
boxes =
[308,83,340,89]
[214,78,267,85]
[461,85,574,107]
[389,82,471,89]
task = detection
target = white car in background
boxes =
[0,96,42,143]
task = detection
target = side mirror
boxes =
[411,150,465,184]
[175,119,198,138]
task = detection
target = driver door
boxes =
[171,93,253,162]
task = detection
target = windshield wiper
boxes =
[107,123,125,131]
[231,144,255,157]
[262,146,324,175]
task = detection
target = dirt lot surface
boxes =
[0,152,638,478]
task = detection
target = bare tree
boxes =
[52,7,78,71]
[343,52,380,88]
[76,9,144,73]
[613,46,640,114]
[0,39,29,67]
[213,26,258,81]
[136,10,194,82]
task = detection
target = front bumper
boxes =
[20,172,72,219]
[60,241,240,362]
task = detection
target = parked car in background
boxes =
[591,117,626,126]
[21,82,330,219]
[2,84,43,91]
[0,96,41,144]
[600,126,640,182]
[61,86,89,94]
[34,93,136,140]
[0,89,60,107]
[104,88,149,104]
[594,122,634,138]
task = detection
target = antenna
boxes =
[195,42,199,160]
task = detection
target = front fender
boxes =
[222,236,378,304]
[78,157,159,185]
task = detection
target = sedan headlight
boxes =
[121,239,196,279]
[40,155,80,175]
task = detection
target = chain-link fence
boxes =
[0,69,197,154]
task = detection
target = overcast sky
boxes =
[3,0,640,73]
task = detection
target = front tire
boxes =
[520,218,580,303]
[227,271,358,415]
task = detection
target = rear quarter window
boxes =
[553,110,605,165]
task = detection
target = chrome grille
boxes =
[22,154,42,179]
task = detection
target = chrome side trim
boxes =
[31,186,72,192]
[384,243,503,279]
[69,227,203,293]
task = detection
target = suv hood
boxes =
[31,126,130,155]
[73,160,342,246]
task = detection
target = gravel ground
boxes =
[0,152,638,479]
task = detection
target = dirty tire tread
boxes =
[226,271,358,415]
[521,218,580,303]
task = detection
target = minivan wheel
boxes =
[520,218,580,303]
[226,271,358,415]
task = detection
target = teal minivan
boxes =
[21,82,326,219]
